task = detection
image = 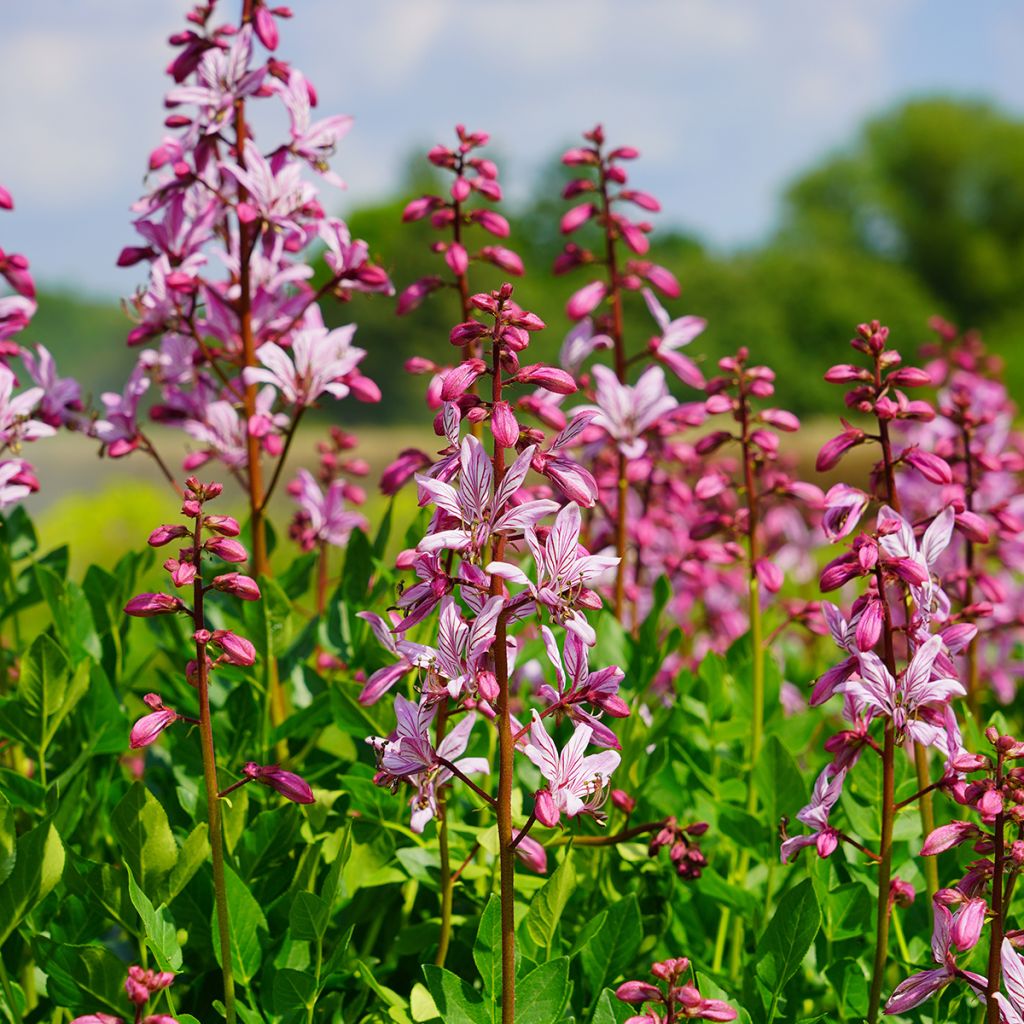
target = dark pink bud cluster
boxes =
[398,125,522,317]
[70,965,176,1024]
[616,955,737,1022]
[647,817,709,880]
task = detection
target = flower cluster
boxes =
[895,320,1024,707]
[124,476,313,803]
[616,957,737,1022]
[102,1,391,573]
[887,727,1024,1015]
[398,125,521,319]
[0,184,80,508]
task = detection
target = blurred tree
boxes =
[777,98,1024,327]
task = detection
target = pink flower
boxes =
[642,289,705,389]
[780,765,846,863]
[211,573,262,600]
[486,502,618,646]
[415,437,557,556]
[575,365,678,459]
[291,469,367,548]
[821,484,869,542]
[243,318,368,407]
[276,69,352,186]
[523,712,620,827]
[208,630,256,666]
[130,694,179,749]
[885,903,986,1013]
[841,635,965,745]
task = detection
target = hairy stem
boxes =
[434,704,454,968]
[193,511,236,1024]
[597,148,628,619]
[488,318,516,1024]
[985,752,1006,1024]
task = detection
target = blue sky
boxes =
[1,0,1022,297]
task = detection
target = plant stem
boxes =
[488,311,515,1024]
[0,953,20,1023]
[867,720,896,1024]
[434,703,454,968]
[876,394,938,898]
[985,751,1006,1024]
[193,511,236,1024]
[596,145,628,619]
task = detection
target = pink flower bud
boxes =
[855,599,883,651]
[210,630,256,666]
[477,670,499,702]
[243,762,314,803]
[396,275,443,316]
[451,176,471,202]
[515,364,577,394]
[205,537,248,563]
[167,559,197,588]
[125,593,186,617]
[479,246,524,275]
[473,210,510,238]
[534,788,560,827]
[129,696,178,749]
[561,147,598,166]
[402,196,441,222]
[754,558,783,594]
[951,898,987,951]
[212,573,261,600]
[441,359,487,401]
[760,408,800,431]
[204,514,240,536]
[560,202,597,234]
[816,428,865,472]
[887,367,932,387]
[491,401,519,448]
[615,981,661,1004]
[611,789,636,813]
[566,280,607,320]
[253,4,279,48]
[445,242,468,276]
[148,524,189,547]
[903,448,953,485]
[513,833,548,873]
[955,511,990,544]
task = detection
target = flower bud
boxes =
[124,593,186,617]
[212,573,262,601]
[205,537,248,563]
[148,524,188,547]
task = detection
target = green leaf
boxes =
[165,823,209,905]
[579,894,642,999]
[17,632,69,721]
[214,865,268,985]
[0,506,38,560]
[824,882,873,942]
[342,528,374,604]
[34,940,125,1015]
[755,878,821,1004]
[0,792,14,887]
[110,782,178,902]
[754,736,807,831]
[473,894,501,1020]
[591,988,629,1024]
[825,958,869,1018]
[272,968,316,1014]
[422,965,490,1024]
[516,958,569,1024]
[290,890,329,942]
[520,849,575,958]
[0,820,64,945]
[127,868,183,971]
